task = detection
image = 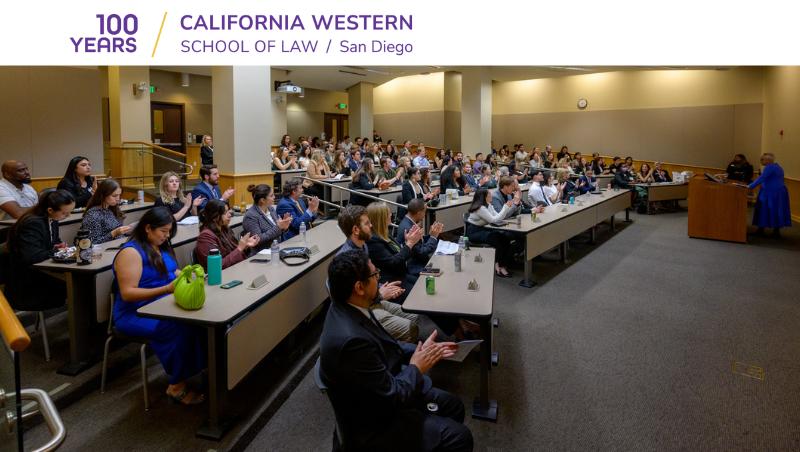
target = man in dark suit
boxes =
[320,250,472,452]
[191,165,234,210]
[395,199,443,273]
[275,179,319,239]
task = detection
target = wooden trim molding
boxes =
[218,172,275,207]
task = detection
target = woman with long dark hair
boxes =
[57,156,97,208]
[113,206,206,404]
[440,165,471,196]
[194,199,259,270]
[4,189,75,310]
[466,187,515,277]
[350,157,378,206]
[82,179,130,244]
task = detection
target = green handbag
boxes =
[174,265,206,310]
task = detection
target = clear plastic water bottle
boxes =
[299,221,307,245]
[271,240,280,266]
[457,236,466,253]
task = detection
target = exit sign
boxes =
[336,103,347,110]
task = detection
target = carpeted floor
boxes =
[244,211,800,451]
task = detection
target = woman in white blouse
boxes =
[466,187,516,277]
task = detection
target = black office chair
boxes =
[100,288,152,411]
[461,213,491,249]
[314,356,350,452]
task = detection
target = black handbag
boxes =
[279,246,311,266]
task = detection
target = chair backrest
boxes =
[315,356,347,450]
[0,242,8,286]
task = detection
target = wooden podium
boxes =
[688,176,748,243]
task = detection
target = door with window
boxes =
[324,113,348,144]
[150,102,187,179]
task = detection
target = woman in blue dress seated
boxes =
[748,153,791,238]
[112,206,206,404]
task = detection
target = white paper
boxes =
[177,216,199,225]
[257,249,272,256]
[434,240,459,255]
[444,340,483,362]
[334,173,344,180]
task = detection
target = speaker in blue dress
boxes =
[748,157,791,230]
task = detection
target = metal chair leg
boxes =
[140,344,149,411]
[38,312,51,362]
[100,336,113,393]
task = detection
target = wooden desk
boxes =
[632,182,689,214]
[32,215,242,375]
[138,221,344,439]
[402,250,498,421]
[490,190,631,287]
[688,176,748,243]
[0,201,153,245]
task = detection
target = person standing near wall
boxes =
[748,153,791,238]
[200,135,214,166]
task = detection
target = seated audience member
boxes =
[395,198,443,267]
[467,187,516,277]
[195,199,259,270]
[652,162,672,182]
[440,165,471,196]
[57,156,97,208]
[613,163,636,189]
[331,150,351,177]
[366,202,424,294]
[434,148,449,169]
[412,146,431,168]
[384,140,398,161]
[319,250,471,452]
[576,168,597,194]
[590,153,606,175]
[336,205,420,341]
[0,160,38,220]
[4,189,74,311]
[637,163,655,183]
[624,156,635,170]
[401,167,436,204]
[272,146,299,171]
[200,135,215,166]
[749,153,791,238]
[400,140,414,157]
[191,165,234,211]
[113,206,206,405]
[528,170,564,206]
[303,150,331,198]
[471,152,485,174]
[607,156,623,174]
[557,169,579,198]
[514,145,529,167]
[492,176,528,217]
[484,153,499,171]
[154,171,203,221]
[375,157,405,186]
[279,134,293,152]
[242,184,292,252]
[451,151,466,169]
[397,155,413,176]
[275,179,319,239]
[350,157,386,206]
[462,163,480,190]
[726,154,754,183]
[557,145,571,161]
[419,167,437,197]
[82,179,130,244]
[347,149,363,173]
[476,165,498,189]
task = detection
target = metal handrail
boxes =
[19,388,66,452]
[301,194,343,212]
[298,177,405,208]
[117,142,194,178]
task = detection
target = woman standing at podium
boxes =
[749,153,791,237]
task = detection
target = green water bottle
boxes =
[207,249,222,286]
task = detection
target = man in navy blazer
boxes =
[275,179,319,239]
[395,199,444,274]
[192,165,234,210]
[320,250,472,451]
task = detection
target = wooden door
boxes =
[324,113,348,144]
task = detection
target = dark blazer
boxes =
[200,145,214,166]
[613,171,633,189]
[275,196,315,240]
[366,234,416,294]
[57,176,94,208]
[400,180,424,204]
[395,216,438,272]
[191,182,221,210]
[350,173,376,207]
[242,205,283,251]
[4,215,66,311]
[319,300,429,451]
[491,189,522,217]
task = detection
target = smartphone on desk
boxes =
[250,258,271,263]
[220,280,243,289]
[420,268,442,276]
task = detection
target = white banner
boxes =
[1,0,799,64]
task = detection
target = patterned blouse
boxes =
[81,206,124,244]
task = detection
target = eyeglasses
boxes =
[368,270,381,280]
